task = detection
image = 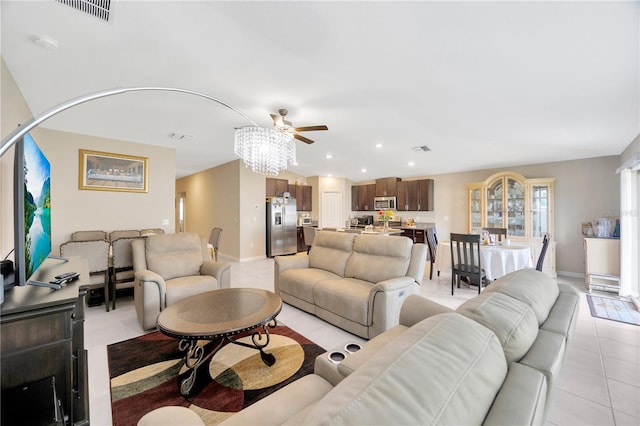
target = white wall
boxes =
[1,59,176,260]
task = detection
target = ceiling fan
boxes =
[270,109,328,144]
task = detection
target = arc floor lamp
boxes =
[0,86,295,176]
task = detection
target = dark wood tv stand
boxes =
[1,257,90,425]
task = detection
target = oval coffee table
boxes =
[157,288,282,396]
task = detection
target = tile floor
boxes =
[85,258,640,426]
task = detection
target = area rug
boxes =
[586,294,640,326]
[108,323,326,425]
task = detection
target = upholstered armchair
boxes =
[132,232,231,330]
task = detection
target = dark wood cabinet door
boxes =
[376,177,399,197]
[351,186,361,210]
[397,181,409,211]
[299,185,312,211]
[415,229,425,243]
[417,179,434,211]
[297,227,306,252]
[266,178,289,196]
[360,184,376,211]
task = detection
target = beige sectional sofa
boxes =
[220,268,579,425]
[274,231,428,339]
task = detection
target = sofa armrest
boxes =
[274,254,310,295]
[135,269,167,295]
[201,260,231,289]
[399,294,454,327]
[371,276,417,292]
[134,269,167,330]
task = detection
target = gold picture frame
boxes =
[79,149,148,193]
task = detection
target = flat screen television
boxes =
[11,133,52,288]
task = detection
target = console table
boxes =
[1,257,90,425]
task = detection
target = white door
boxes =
[321,191,343,228]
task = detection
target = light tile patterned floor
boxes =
[85,257,640,425]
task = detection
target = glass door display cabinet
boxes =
[466,172,556,276]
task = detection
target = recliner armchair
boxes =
[132,232,231,330]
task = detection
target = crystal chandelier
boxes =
[234,126,296,176]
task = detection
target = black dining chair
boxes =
[425,227,439,280]
[450,233,486,295]
[536,234,550,271]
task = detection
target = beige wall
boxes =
[176,160,271,261]
[1,59,176,260]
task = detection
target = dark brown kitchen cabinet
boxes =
[290,184,312,211]
[355,184,375,211]
[375,177,400,197]
[352,184,375,211]
[397,179,434,211]
[266,178,289,196]
[401,228,425,243]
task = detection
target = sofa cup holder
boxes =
[328,351,347,364]
[344,342,362,354]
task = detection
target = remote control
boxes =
[55,272,78,280]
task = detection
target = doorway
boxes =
[321,191,343,228]
[177,192,186,233]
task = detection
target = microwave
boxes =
[374,196,396,210]
[299,217,312,225]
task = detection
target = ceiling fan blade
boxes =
[270,113,284,127]
[294,125,328,132]
[294,133,315,144]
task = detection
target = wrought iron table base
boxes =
[177,320,277,396]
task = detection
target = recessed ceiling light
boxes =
[375,143,383,148]
[408,162,415,166]
[326,154,333,159]
[32,35,59,50]
[361,168,367,173]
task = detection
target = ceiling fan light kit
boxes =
[234,126,296,176]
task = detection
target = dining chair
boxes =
[110,236,144,310]
[109,229,141,241]
[60,239,111,311]
[303,226,317,254]
[536,234,550,271]
[208,227,223,261]
[425,227,439,280]
[71,230,107,241]
[482,227,508,243]
[450,233,486,295]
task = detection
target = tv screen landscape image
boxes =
[14,133,51,285]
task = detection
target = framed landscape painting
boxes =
[79,149,148,193]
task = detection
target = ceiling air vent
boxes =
[56,0,112,22]
[411,145,431,152]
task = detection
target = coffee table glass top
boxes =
[157,288,282,339]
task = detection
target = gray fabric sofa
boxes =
[132,232,231,330]
[220,268,579,425]
[274,231,428,339]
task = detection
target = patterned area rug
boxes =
[108,324,325,425]
[586,294,640,326]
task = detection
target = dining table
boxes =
[434,240,533,282]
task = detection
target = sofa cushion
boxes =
[345,234,412,283]
[483,269,559,325]
[145,233,203,281]
[457,292,539,363]
[308,232,355,277]
[304,313,507,425]
[314,278,374,325]
[540,283,580,338]
[278,268,340,304]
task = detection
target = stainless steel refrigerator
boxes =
[266,197,298,257]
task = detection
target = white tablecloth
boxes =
[434,241,533,281]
